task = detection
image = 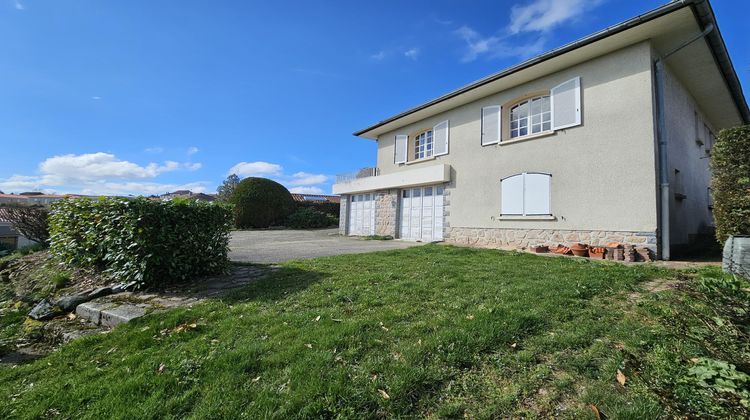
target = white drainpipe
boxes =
[654,22,714,260]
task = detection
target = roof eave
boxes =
[353,0,748,139]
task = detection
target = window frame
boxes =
[412,129,434,161]
[509,95,552,140]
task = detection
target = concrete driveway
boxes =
[228,229,422,263]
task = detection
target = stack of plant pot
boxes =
[534,243,654,262]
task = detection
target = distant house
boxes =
[0,193,77,205]
[0,217,35,251]
[290,194,340,204]
[160,190,216,202]
[0,193,89,251]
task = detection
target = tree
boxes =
[710,124,750,243]
[230,177,296,228]
[217,174,241,202]
[0,204,50,244]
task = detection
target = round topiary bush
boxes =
[230,177,295,228]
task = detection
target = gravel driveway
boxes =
[228,229,422,263]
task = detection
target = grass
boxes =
[0,245,748,418]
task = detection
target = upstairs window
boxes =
[510,95,551,139]
[414,130,433,160]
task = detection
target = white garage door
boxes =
[399,186,444,241]
[348,193,375,236]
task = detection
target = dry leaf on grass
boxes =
[305,343,313,349]
[590,404,602,419]
[158,363,166,374]
[616,369,626,386]
[314,315,321,322]
[378,389,390,400]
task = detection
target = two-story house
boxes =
[332,0,748,259]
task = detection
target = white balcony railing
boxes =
[335,167,379,184]
[333,164,451,195]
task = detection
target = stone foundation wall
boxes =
[444,227,657,251]
[375,189,398,237]
[338,195,348,235]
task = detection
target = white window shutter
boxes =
[551,77,581,130]
[524,173,551,215]
[481,106,501,145]
[394,134,407,164]
[501,174,524,215]
[433,120,449,156]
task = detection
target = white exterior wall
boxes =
[375,42,658,234]
[662,61,716,246]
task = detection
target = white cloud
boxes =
[187,146,199,156]
[227,162,331,195]
[228,161,283,177]
[455,25,547,62]
[508,0,601,34]
[404,48,420,60]
[0,152,205,196]
[289,186,325,195]
[370,51,386,61]
[454,0,605,62]
[14,0,24,11]
[289,172,328,186]
[144,146,164,154]
[38,153,180,181]
[79,181,209,196]
[0,175,42,191]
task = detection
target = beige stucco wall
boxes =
[661,59,715,246]
[375,41,658,233]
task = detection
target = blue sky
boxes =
[1,0,747,196]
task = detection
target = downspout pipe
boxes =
[654,23,714,260]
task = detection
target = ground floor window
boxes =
[501,172,551,216]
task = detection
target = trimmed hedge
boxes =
[230,177,295,228]
[711,125,750,243]
[296,201,340,217]
[49,197,233,288]
[285,207,338,229]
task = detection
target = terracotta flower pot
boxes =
[570,243,589,257]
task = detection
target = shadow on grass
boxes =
[217,265,330,304]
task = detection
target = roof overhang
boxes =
[354,0,748,140]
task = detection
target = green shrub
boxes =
[230,177,295,228]
[49,197,233,288]
[16,243,46,255]
[50,271,71,289]
[711,125,750,243]
[285,207,338,229]
[296,201,340,217]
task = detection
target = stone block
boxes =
[76,301,117,325]
[100,304,148,327]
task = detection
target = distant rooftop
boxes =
[291,193,340,204]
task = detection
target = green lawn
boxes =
[1,245,748,419]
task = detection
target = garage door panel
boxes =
[348,194,375,236]
[399,186,444,242]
